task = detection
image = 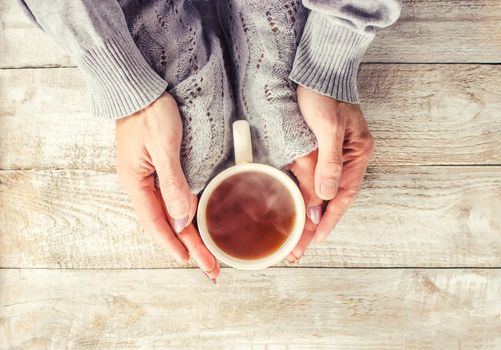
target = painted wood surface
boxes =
[1,269,501,349]
[1,167,500,269]
[2,64,501,171]
[1,0,501,68]
[2,0,501,348]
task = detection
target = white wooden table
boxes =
[1,0,501,348]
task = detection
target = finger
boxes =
[156,189,220,282]
[287,218,316,263]
[313,187,355,242]
[314,124,345,200]
[314,156,369,242]
[177,225,221,283]
[151,151,192,233]
[126,176,189,263]
[157,188,219,281]
[162,193,198,236]
[289,150,324,224]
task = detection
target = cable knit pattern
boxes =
[217,0,317,168]
[21,0,234,192]
[21,0,401,190]
[120,0,234,192]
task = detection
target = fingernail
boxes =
[320,180,338,199]
[308,205,323,224]
[203,270,217,284]
[174,216,189,234]
[287,256,297,264]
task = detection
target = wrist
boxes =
[78,30,168,119]
[289,11,373,103]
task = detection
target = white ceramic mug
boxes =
[197,120,306,270]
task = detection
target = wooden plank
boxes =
[1,0,501,68]
[2,64,500,170]
[1,166,500,269]
[0,68,116,171]
[361,64,501,165]
[1,269,501,349]
[0,0,73,68]
[367,0,501,63]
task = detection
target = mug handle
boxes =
[233,120,253,165]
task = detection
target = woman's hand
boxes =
[287,86,374,261]
[298,85,374,241]
[116,92,219,281]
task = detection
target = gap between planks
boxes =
[2,164,501,173]
[3,64,501,169]
[3,0,501,67]
[1,267,501,270]
[1,268,500,349]
[2,62,501,70]
[2,166,500,269]
[0,61,501,70]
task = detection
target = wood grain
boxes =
[2,64,500,171]
[0,68,116,171]
[1,269,501,349]
[367,0,501,63]
[1,167,500,269]
[2,0,501,346]
[0,0,73,68]
[1,0,501,68]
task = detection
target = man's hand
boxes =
[116,92,219,281]
[288,86,374,260]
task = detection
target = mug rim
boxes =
[197,163,306,270]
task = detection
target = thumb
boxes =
[154,153,192,233]
[315,125,345,200]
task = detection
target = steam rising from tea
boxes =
[206,172,296,260]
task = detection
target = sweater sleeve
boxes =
[289,0,401,103]
[19,0,169,119]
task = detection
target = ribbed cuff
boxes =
[78,30,168,119]
[289,12,374,103]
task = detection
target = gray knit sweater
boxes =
[20,0,401,191]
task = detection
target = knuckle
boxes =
[364,134,375,155]
[148,212,165,228]
[140,210,165,233]
[116,167,147,193]
[160,174,184,195]
[345,187,360,202]
[358,130,374,149]
[323,154,343,174]
[163,232,180,247]
[352,132,375,160]
[324,204,337,216]
[327,152,343,166]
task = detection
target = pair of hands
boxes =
[115,87,374,282]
